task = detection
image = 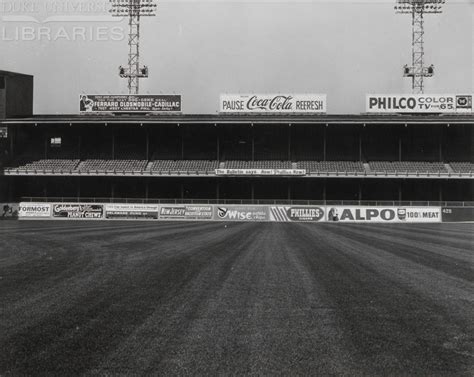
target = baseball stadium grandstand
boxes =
[0,112,472,205]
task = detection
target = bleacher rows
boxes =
[4,159,474,175]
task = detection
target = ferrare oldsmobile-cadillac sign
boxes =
[80,95,182,113]
[220,94,326,113]
[366,94,473,114]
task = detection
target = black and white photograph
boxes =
[0,0,473,375]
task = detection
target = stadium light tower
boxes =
[395,0,445,94]
[109,0,157,95]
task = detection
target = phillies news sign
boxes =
[220,94,326,113]
[80,95,182,113]
[366,94,472,114]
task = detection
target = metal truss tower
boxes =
[110,0,157,95]
[395,0,445,94]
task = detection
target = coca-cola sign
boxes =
[220,94,326,113]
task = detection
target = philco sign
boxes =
[366,94,473,114]
[220,94,326,113]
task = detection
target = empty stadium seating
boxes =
[150,160,219,173]
[297,161,365,173]
[8,159,80,171]
[5,157,472,177]
[224,160,292,169]
[79,159,148,172]
[369,161,447,174]
[449,162,473,174]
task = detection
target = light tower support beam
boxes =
[110,0,157,95]
[128,10,140,94]
[412,5,425,94]
[395,0,444,94]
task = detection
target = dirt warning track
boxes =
[0,221,472,376]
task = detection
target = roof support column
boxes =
[323,124,327,161]
[251,124,255,161]
[180,125,184,159]
[44,134,48,159]
[439,125,445,162]
[112,132,115,159]
[9,126,14,158]
[76,178,81,201]
[251,180,254,202]
[7,178,13,202]
[399,126,405,162]
[146,129,149,160]
[398,181,402,202]
[288,124,292,161]
[216,124,220,161]
[323,178,327,202]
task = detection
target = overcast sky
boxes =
[0,0,472,114]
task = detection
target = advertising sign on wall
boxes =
[80,94,182,113]
[270,207,325,222]
[366,94,473,114]
[441,207,474,222]
[105,204,159,219]
[326,206,441,223]
[52,204,104,219]
[215,169,306,176]
[18,203,51,218]
[159,206,213,220]
[215,206,269,221]
[0,203,18,219]
[220,94,326,113]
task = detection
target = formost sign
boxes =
[220,94,326,113]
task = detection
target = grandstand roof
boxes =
[0,70,33,78]
[1,113,473,125]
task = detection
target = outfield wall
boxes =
[2,202,472,223]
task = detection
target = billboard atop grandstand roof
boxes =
[220,94,326,114]
[366,94,473,114]
[79,95,181,113]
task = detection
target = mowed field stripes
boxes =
[0,221,472,376]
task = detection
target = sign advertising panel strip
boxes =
[270,207,325,222]
[366,94,473,114]
[441,207,474,222]
[215,169,306,176]
[79,95,182,113]
[220,94,326,113]
[326,206,441,223]
[52,204,104,219]
[159,206,213,220]
[18,203,51,218]
[215,206,269,221]
[105,204,159,219]
[0,203,18,219]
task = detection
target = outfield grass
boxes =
[0,221,473,376]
